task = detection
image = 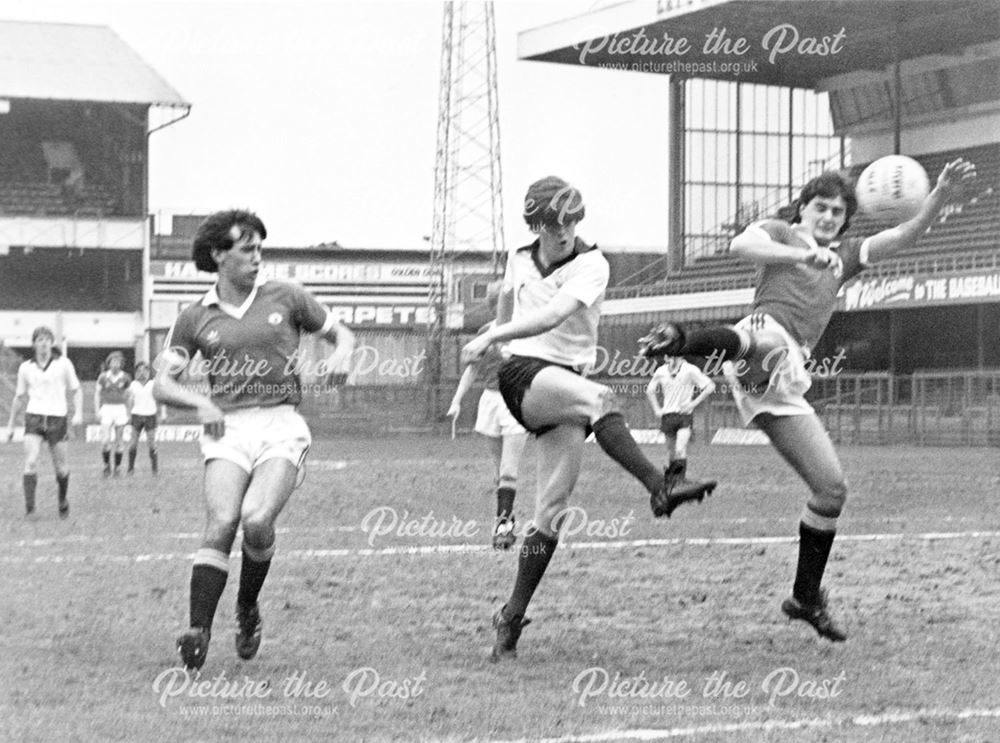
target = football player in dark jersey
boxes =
[640,158,975,641]
[154,209,354,670]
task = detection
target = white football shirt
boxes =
[129,379,158,416]
[16,355,81,417]
[502,238,609,371]
[650,360,711,413]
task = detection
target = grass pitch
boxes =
[2,435,999,742]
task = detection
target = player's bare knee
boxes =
[498,472,517,489]
[812,479,848,516]
[205,514,240,545]
[242,512,276,548]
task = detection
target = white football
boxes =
[856,155,930,224]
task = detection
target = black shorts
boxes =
[497,355,582,436]
[130,414,158,437]
[660,412,694,437]
[24,413,69,445]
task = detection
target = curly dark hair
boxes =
[192,209,267,272]
[523,176,585,231]
[789,171,857,235]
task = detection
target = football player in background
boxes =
[639,158,976,642]
[448,310,530,550]
[95,350,131,476]
[126,361,163,476]
[644,354,715,484]
[154,209,354,671]
[5,326,83,518]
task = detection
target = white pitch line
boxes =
[2,530,998,565]
[6,515,987,549]
[506,707,1000,742]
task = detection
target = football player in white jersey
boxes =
[640,158,975,642]
[645,355,715,481]
[126,361,163,476]
[154,209,354,670]
[5,326,83,518]
[461,177,715,661]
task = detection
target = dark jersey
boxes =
[97,371,131,406]
[750,220,866,350]
[164,280,329,411]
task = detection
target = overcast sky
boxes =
[0,0,672,251]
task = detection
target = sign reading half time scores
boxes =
[153,261,432,284]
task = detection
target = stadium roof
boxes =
[518,0,1000,88]
[0,21,188,107]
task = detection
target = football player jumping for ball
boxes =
[638,158,975,642]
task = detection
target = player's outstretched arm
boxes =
[865,158,977,264]
[92,382,101,423]
[460,293,583,364]
[731,221,816,265]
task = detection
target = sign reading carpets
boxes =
[841,270,1000,311]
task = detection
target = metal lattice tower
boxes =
[427,1,505,385]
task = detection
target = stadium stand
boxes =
[0,248,142,312]
[609,141,1000,299]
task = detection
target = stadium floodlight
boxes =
[427,1,506,385]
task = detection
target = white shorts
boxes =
[99,404,129,427]
[201,405,311,474]
[729,313,814,425]
[474,388,526,438]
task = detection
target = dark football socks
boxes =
[150,449,159,474]
[102,450,110,466]
[679,327,754,361]
[504,530,558,619]
[113,451,122,471]
[56,474,69,501]
[592,412,662,495]
[496,486,515,519]
[237,545,274,609]
[189,549,230,630]
[673,458,687,479]
[793,521,836,606]
[128,448,137,471]
[23,473,37,513]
